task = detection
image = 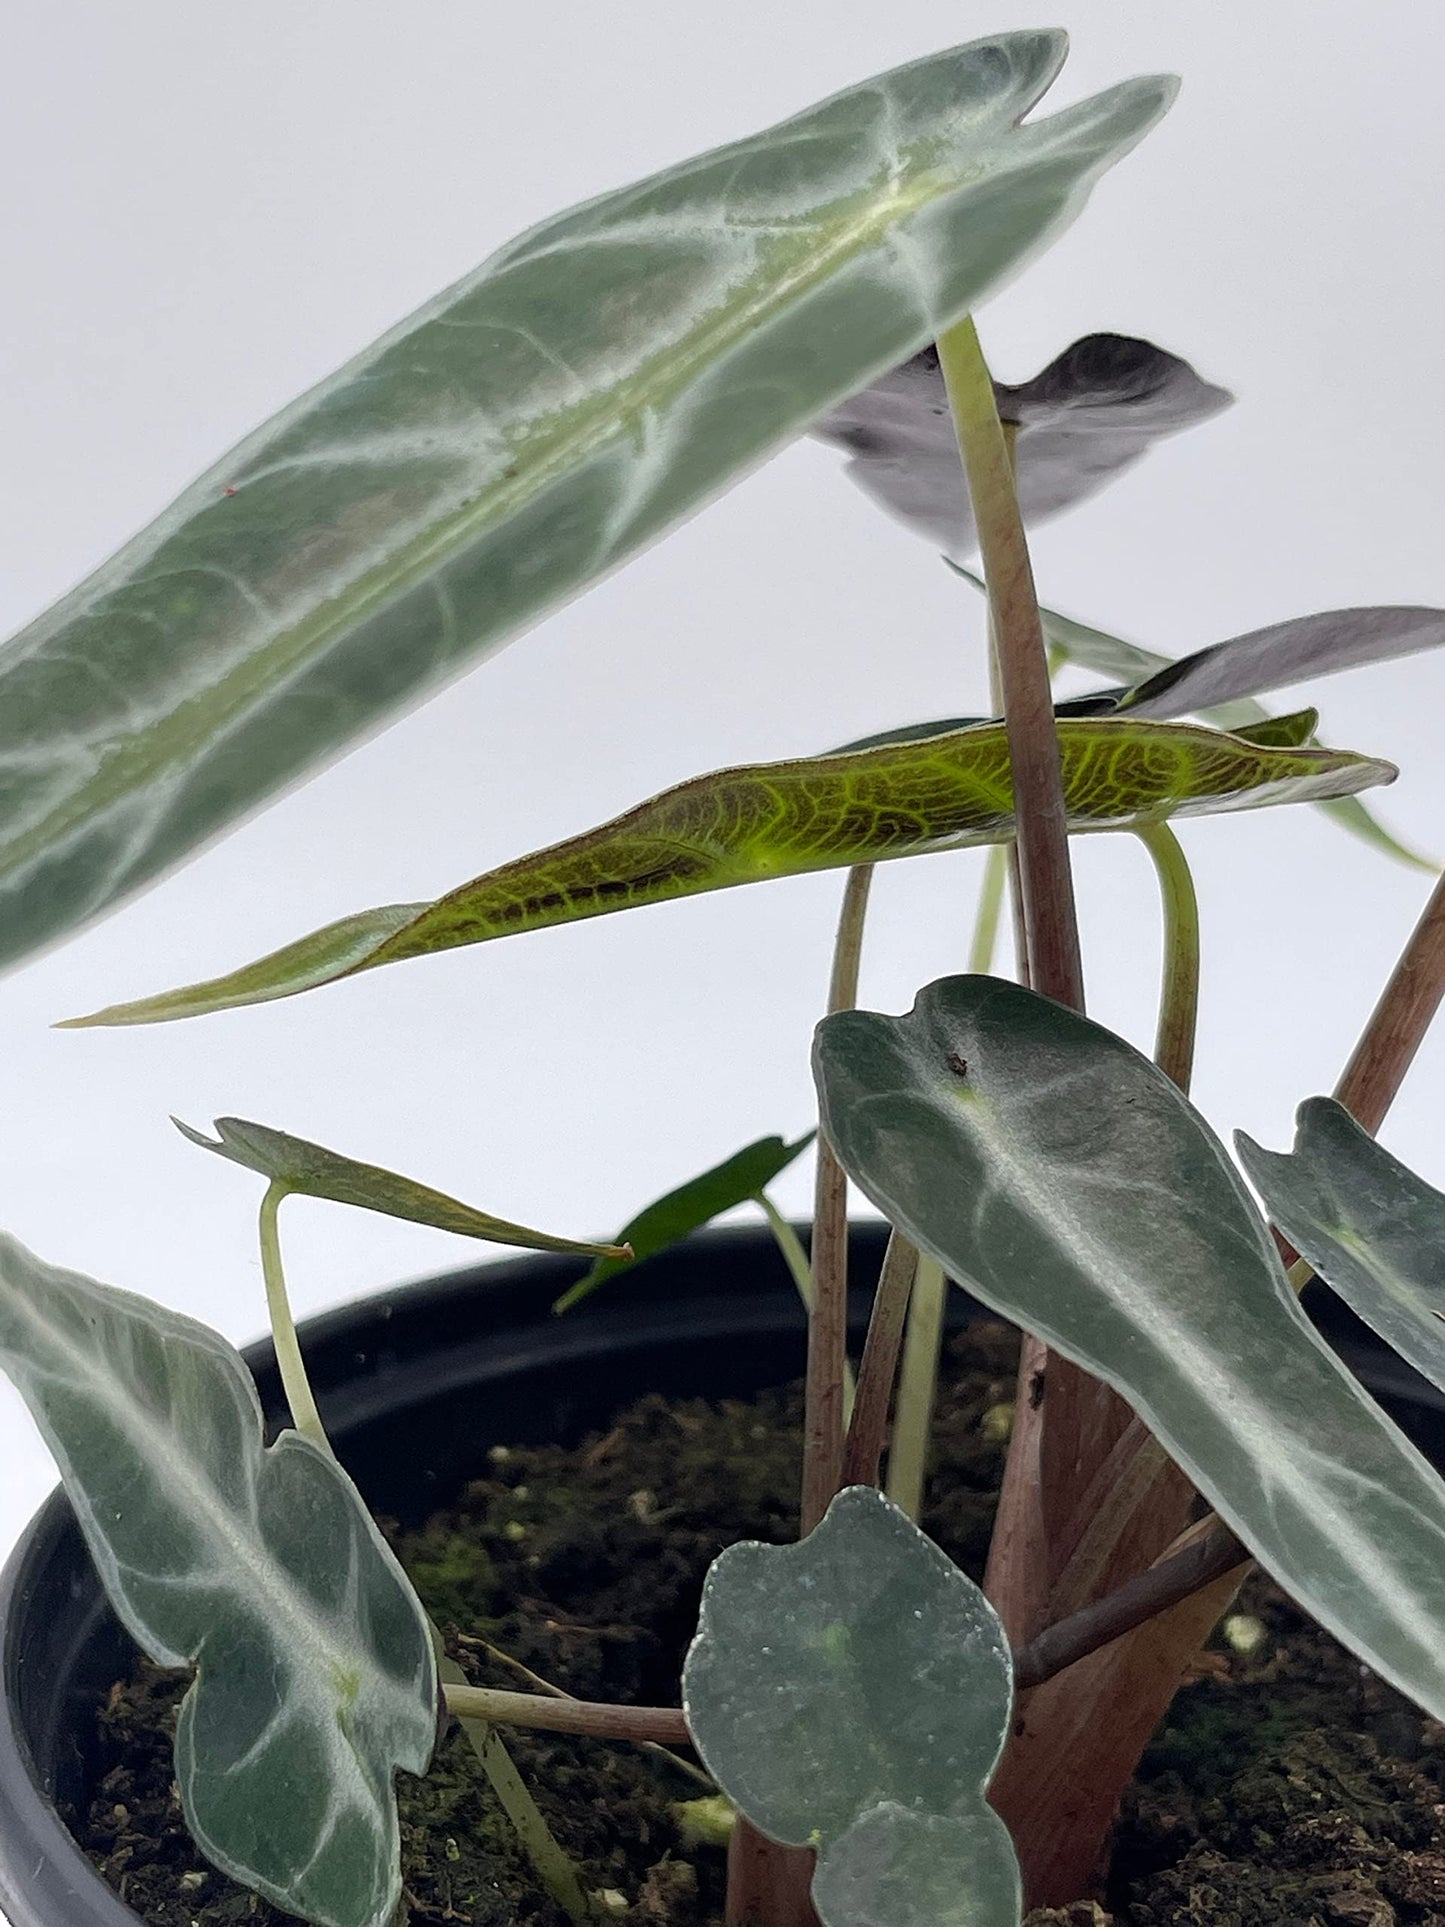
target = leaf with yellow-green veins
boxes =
[68,718,1394,1028]
[176,1116,628,1260]
[0,32,1176,976]
[555,1131,814,1312]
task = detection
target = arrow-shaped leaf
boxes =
[0,34,1175,975]
[683,1486,1020,1927]
[814,332,1229,558]
[813,977,1445,1723]
[68,719,1393,1027]
[176,1115,627,1259]
[0,1235,437,1927]
[1238,1098,1445,1400]
[554,1131,813,1311]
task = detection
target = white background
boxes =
[2,1,1443,1563]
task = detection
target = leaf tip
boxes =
[173,1116,222,1154]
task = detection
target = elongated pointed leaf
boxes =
[1120,606,1445,719]
[554,1131,813,1311]
[176,1115,626,1259]
[0,1236,437,1927]
[814,333,1229,557]
[0,35,1176,976]
[683,1486,1019,1927]
[813,976,1445,1722]
[69,720,1393,1027]
[1312,793,1435,873]
[1238,1099,1445,1398]
[954,567,1434,866]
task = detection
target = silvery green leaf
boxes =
[813,977,1445,1722]
[176,1114,627,1259]
[812,1804,1021,1927]
[0,33,1175,974]
[814,334,1229,557]
[683,1486,1019,1927]
[1238,1098,1445,1398]
[0,1235,437,1927]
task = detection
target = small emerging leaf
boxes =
[554,1132,813,1311]
[814,977,1445,1724]
[177,1116,627,1260]
[1238,1099,1445,1398]
[69,720,1393,1027]
[0,1236,437,1927]
[683,1486,1019,1927]
[0,34,1176,974]
[815,334,1229,558]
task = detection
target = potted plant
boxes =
[3,25,1445,1927]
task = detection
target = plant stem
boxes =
[1136,822,1200,1094]
[757,1191,815,1307]
[253,1194,590,1923]
[257,1183,329,1449]
[459,1633,712,1789]
[727,1821,817,1927]
[758,1191,856,1422]
[802,863,873,1534]
[841,1231,919,1488]
[1335,868,1445,1132]
[942,319,1120,1650]
[968,845,1009,975]
[444,1514,1248,1743]
[1012,1521,1249,1693]
[884,1255,947,1518]
[937,316,1083,1009]
[445,1684,690,1745]
[987,421,1032,988]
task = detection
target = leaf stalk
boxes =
[1137,821,1200,1094]
[802,864,873,1533]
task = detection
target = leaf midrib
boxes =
[4,158,968,887]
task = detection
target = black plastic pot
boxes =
[2,1222,1443,1927]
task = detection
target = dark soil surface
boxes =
[75,1324,1445,1925]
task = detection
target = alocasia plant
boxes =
[5,25,1445,1927]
